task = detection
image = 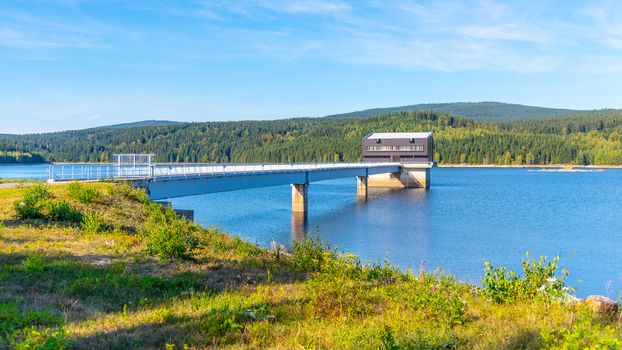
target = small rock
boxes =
[585,295,618,314]
[90,257,112,266]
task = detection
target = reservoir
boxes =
[2,165,621,297]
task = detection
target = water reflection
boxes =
[291,212,307,242]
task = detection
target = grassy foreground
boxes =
[0,182,621,349]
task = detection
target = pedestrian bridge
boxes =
[48,162,431,213]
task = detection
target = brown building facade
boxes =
[362,132,433,164]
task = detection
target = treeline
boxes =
[327,101,578,121]
[1,110,622,165]
[0,151,46,164]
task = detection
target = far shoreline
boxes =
[2,162,622,169]
[437,163,622,169]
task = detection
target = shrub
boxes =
[67,182,100,203]
[144,219,199,259]
[13,184,51,220]
[116,183,150,203]
[81,212,108,233]
[203,306,244,336]
[48,200,82,223]
[482,254,570,304]
[291,235,335,272]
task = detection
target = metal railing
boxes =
[47,162,401,182]
[47,164,153,181]
[152,162,401,178]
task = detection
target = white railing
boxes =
[47,164,153,181]
[47,162,401,182]
[152,162,400,178]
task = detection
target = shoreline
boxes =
[1,162,622,169]
[437,164,622,169]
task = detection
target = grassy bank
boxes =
[0,182,620,349]
[0,179,37,184]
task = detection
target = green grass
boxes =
[0,178,36,184]
[0,183,620,349]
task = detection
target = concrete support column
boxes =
[368,165,431,189]
[400,166,430,189]
[291,183,308,213]
[356,176,368,199]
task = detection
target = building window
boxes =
[366,145,424,152]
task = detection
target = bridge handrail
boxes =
[152,162,400,178]
[47,162,403,182]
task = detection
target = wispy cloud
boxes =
[0,28,110,49]
[457,25,550,44]
[3,0,622,74]
[169,0,565,72]
[0,4,127,50]
[253,0,351,14]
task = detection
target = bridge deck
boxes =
[47,162,402,181]
[145,162,403,200]
[47,162,408,200]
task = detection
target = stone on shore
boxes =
[585,295,618,314]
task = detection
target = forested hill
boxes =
[326,102,579,121]
[1,109,622,165]
[87,120,182,131]
[0,151,46,164]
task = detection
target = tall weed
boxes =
[13,184,51,220]
[116,183,150,203]
[541,309,622,348]
[0,302,67,350]
[81,212,108,233]
[291,234,334,272]
[144,219,199,259]
[22,256,47,275]
[482,254,571,303]
[67,182,100,203]
[48,200,82,223]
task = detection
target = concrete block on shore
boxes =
[174,209,194,222]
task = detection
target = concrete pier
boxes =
[152,201,194,221]
[291,183,309,213]
[368,165,431,189]
[174,209,194,222]
[356,176,368,199]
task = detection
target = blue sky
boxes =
[1,0,622,133]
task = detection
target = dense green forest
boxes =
[326,101,582,121]
[1,109,622,165]
[0,151,46,164]
[86,120,182,131]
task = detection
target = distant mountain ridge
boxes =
[88,120,182,130]
[325,102,581,121]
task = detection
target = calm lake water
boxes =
[0,164,51,180]
[2,165,621,297]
